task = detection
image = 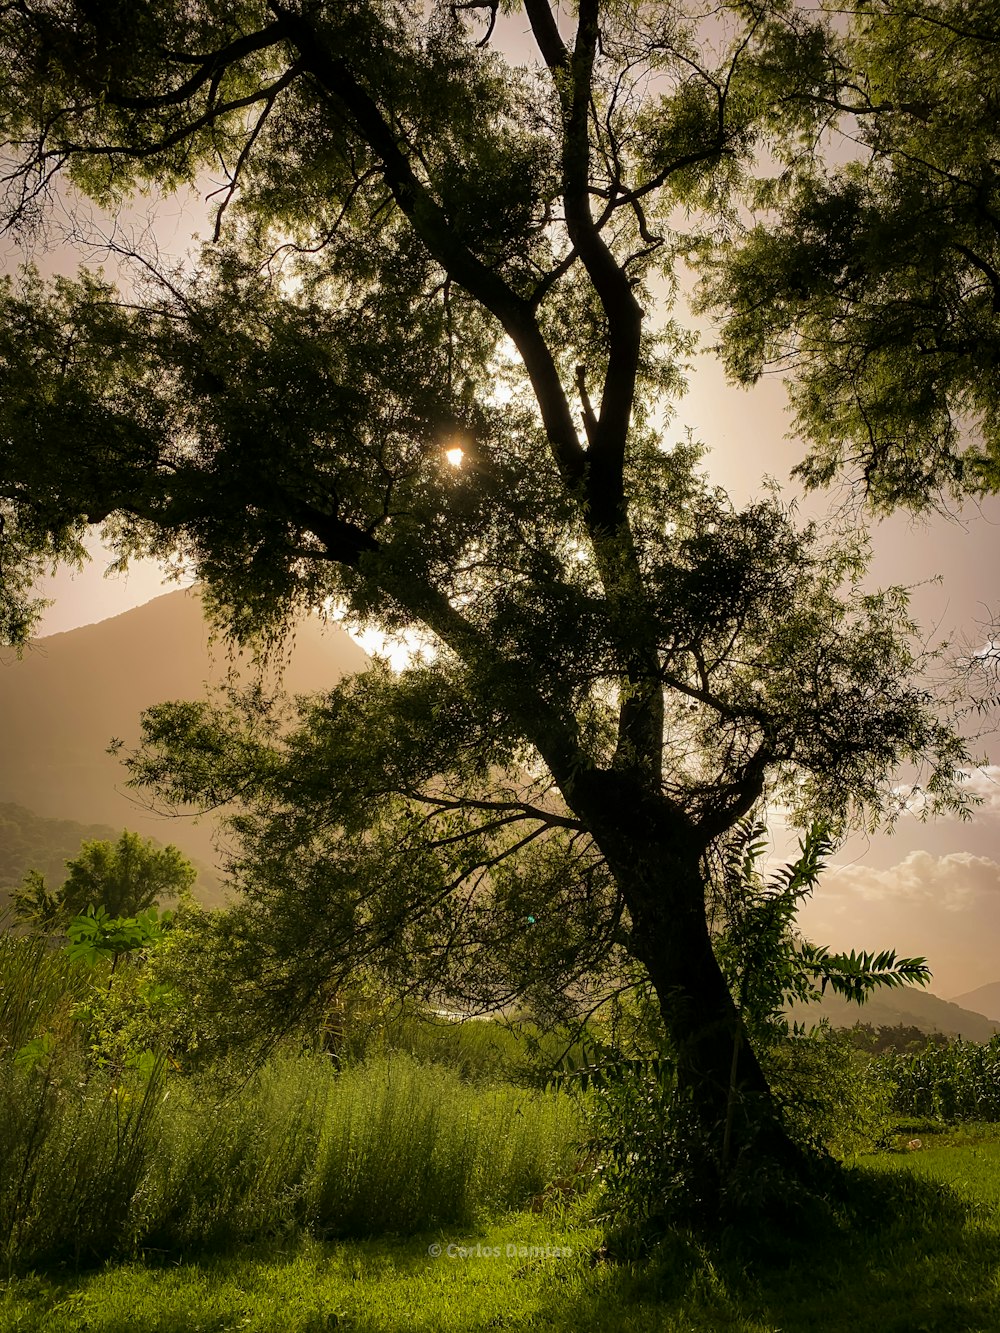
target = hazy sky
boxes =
[5,12,1000,1000]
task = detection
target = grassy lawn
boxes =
[5,1140,1000,1333]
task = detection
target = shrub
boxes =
[764,1028,895,1156]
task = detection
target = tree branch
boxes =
[267,1,588,499]
[405,790,585,831]
[113,23,288,109]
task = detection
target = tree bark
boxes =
[568,768,808,1205]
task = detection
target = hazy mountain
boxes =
[0,804,125,917]
[0,802,119,888]
[788,985,1000,1043]
[0,589,368,895]
[948,981,1000,1024]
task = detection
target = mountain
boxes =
[0,803,119,891]
[948,981,1000,1024]
[788,985,1000,1043]
[0,589,368,895]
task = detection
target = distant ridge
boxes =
[0,589,369,891]
[949,981,1000,1025]
[0,803,118,892]
[788,985,1000,1043]
[0,800,223,910]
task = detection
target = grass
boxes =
[6,1138,1000,1332]
[0,1049,585,1269]
[7,932,1000,1330]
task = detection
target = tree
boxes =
[0,1,979,1209]
[14,831,196,926]
[696,0,1000,510]
[11,868,62,930]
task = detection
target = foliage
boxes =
[714,818,932,1046]
[764,1029,894,1157]
[12,829,195,929]
[699,0,1000,510]
[884,1034,1000,1123]
[59,831,194,920]
[846,1022,950,1056]
[65,904,172,968]
[582,1024,896,1238]
[0,932,88,1062]
[0,926,584,1270]
[0,932,165,1269]
[9,868,62,930]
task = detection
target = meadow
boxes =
[4,928,1000,1332]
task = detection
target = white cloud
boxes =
[956,766,1000,815]
[821,851,1000,912]
[796,851,1000,995]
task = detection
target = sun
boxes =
[444,446,464,468]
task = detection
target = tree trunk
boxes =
[570,770,811,1215]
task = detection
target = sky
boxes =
[5,12,1000,1001]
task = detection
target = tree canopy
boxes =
[697,0,1000,509]
[13,829,196,927]
[0,0,991,1213]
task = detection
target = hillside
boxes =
[0,803,119,890]
[0,589,369,891]
[949,981,1000,1024]
[788,985,1000,1043]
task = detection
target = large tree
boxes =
[13,829,195,926]
[0,1,979,1203]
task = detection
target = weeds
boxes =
[0,940,585,1272]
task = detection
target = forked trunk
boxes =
[572,771,809,1212]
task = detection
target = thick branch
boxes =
[113,23,288,109]
[406,790,585,832]
[57,68,302,164]
[268,2,587,496]
[522,0,569,71]
[526,0,642,528]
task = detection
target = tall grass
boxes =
[0,928,585,1270]
[0,934,165,1267]
[143,1054,582,1254]
[883,1035,1000,1122]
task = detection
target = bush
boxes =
[582,1024,896,1244]
[765,1028,895,1156]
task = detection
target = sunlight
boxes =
[445,446,464,468]
[350,625,435,672]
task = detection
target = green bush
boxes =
[765,1028,895,1156]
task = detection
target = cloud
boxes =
[956,766,1000,816]
[796,851,1000,995]
[889,767,1000,820]
[821,851,1000,912]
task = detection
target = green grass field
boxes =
[5,1135,1000,1333]
[6,930,1000,1332]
